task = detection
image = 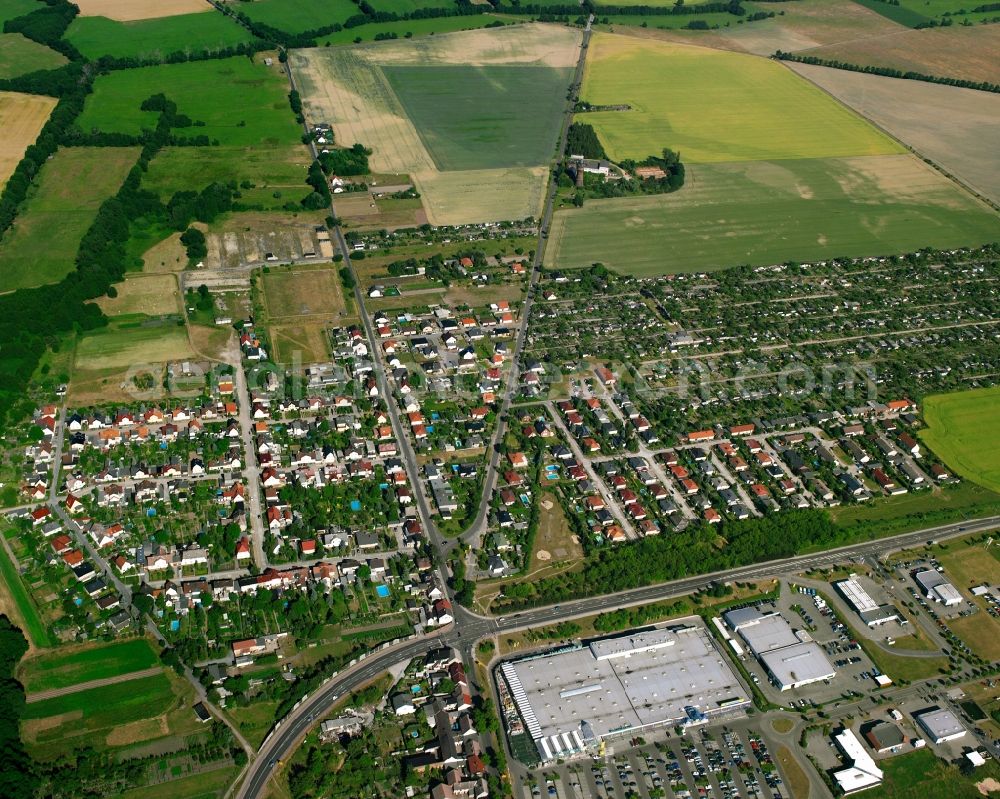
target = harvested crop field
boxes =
[73,0,211,21]
[614,0,904,57]
[788,62,1000,205]
[796,23,1000,87]
[0,146,137,292]
[547,155,1000,276]
[580,33,902,163]
[291,25,581,224]
[0,33,66,78]
[96,273,182,317]
[0,90,57,189]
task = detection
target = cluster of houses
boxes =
[395,648,490,799]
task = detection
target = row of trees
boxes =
[494,0,747,16]
[774,51,1000,94]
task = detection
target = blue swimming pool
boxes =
[376,584,390,598]
[350,499,361,512]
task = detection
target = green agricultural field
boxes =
[143,145,312,209]
[314,16,520,46]
[65,11,252,60]
[383,64,572,170]
[76,57,302,147]
[853,0,1000,27]
[0,147,138,292]
[0,0,39,24]
[233,0,359,34]
[920,386,1000,493]
[579,33,902,163]
[0,33,66,78]
[0,534,53,648]
[547,155,1000,275]
[74,319,194,371]
[367,0,459,12]
[19,638,160,693]
[22,671,175,721]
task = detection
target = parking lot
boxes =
[516,725,793,799]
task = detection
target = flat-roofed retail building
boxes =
[724,606,835,691]
[499,620,749,762]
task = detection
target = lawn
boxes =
[96,273,181,317]
[232,0,359,34]
[578,33,902,163]
[76,57,302,147]
[114,764,238,799]
[0,32,65,78]
[18,638,160,692]
[547,155,1000,275]
[65,11,252,60]
[0,146,137,292]
[862,748,1000,798]
[0,536,52,648]
[261,264,349,321]
[774,746,810,799]
[73,319,194,371]
[920,387,1000,493]
[383,64,572,170]
[831,481,1000,530]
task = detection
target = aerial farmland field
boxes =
[229,0,359,33]
[920,387,1000,494]
[788,62,1000,204]
[65,11,252,60]
[853,0,1000,27]
[547,155,1000,275]
[0,146,137,292]
[0,33,66,77]
[76,57,301,146]
[796,23,1000,86]
[72,0,212,20]
[0,90,57,187]
[578,33,902,163]
[0,0,41,24]
[291,24,581,224]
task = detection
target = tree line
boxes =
[493,0,747,16]
[774,51,1000,94]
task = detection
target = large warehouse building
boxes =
[724,606,835,691]
[914,570,963,607]
[499,620,750,762]
[835,578,902,628]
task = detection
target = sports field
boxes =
[383,64,571,170]
[77,57,302,147]
[920,387,1000,494]
[73,0,211,20]
[798,23,1000,87]
[231,0,358,34]
[789,62,1000,205]
[0,32,66,77]
[292,25,581,224]
[18,638,160,693]
[65,11,251,60]
[579,33,902,163]
[0,90,57,188]
[547,155,1000,275]
[0,147,137,292]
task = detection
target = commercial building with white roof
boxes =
[915,707,966,744]
[914,570,963,607]
[833,728,884,794]
[835,578,902,627]
[499,620,750,762]
[723,606,835,691]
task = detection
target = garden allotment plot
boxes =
[548,33,1000,275]
[292,25,580,225]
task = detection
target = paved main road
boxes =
[235,513,1000,799]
